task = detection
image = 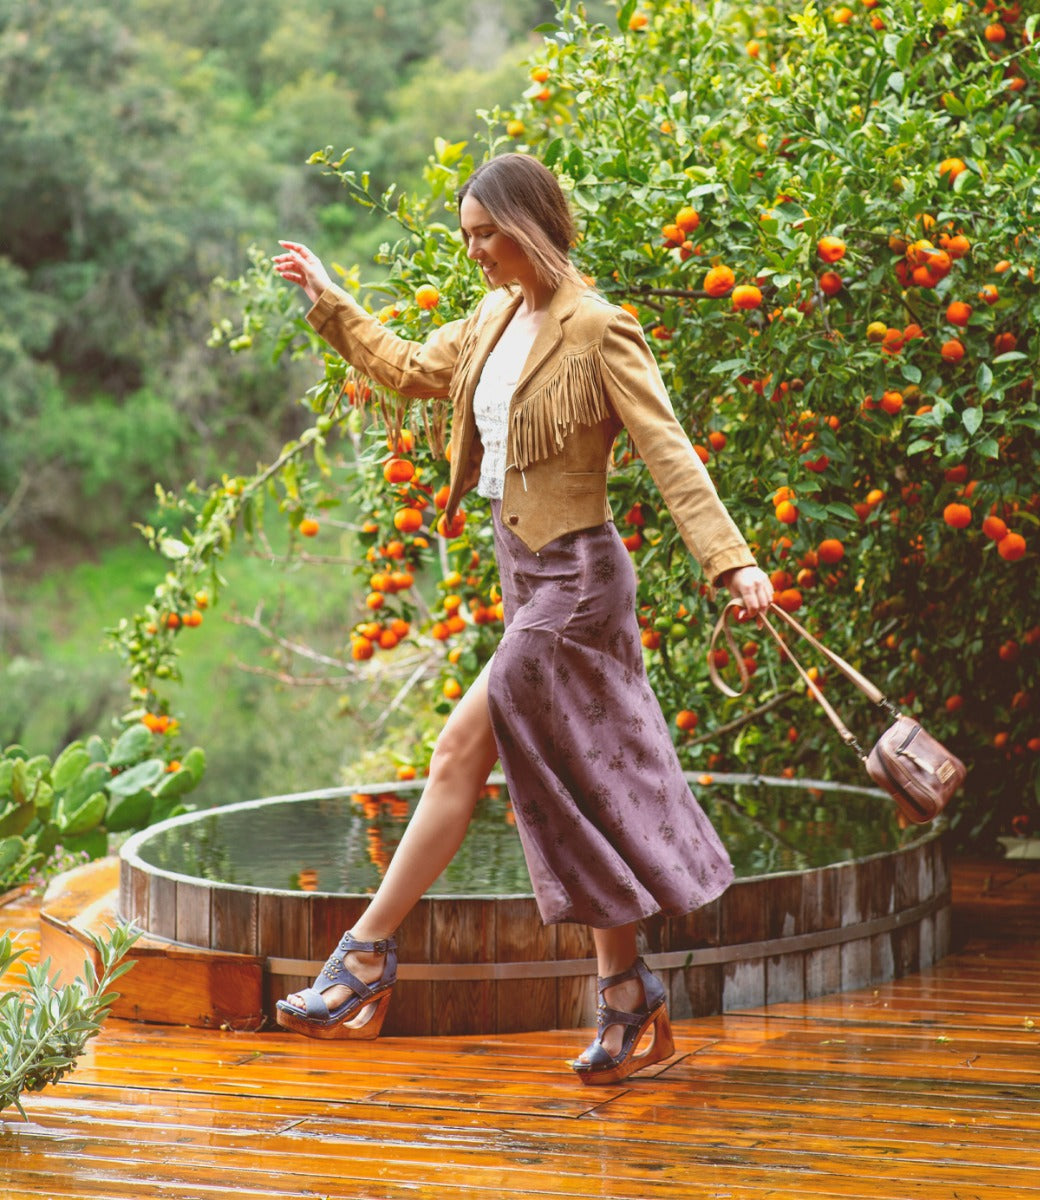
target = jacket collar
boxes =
[463,276,591,406]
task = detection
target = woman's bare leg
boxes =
[283,659,499,1011]
[575,924,645,1059]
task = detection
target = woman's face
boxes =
[459,195,533,291]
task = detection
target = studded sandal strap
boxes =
[596,960,641,995]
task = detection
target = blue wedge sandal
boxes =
[276,932,397,1040]
[570,956,675,1085]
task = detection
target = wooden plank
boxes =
[2,858,1039,1200]
[494,897,557,1033]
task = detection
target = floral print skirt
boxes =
[487,503,734,928]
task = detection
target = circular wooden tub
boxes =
[118,777,951,1035]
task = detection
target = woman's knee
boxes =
[427,671,497,791]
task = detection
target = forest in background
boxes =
[0,0,562,560]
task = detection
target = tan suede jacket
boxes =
[307,278,755,585]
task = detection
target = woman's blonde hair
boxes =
[457,154,584,289]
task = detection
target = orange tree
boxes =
[111,0,1039,847]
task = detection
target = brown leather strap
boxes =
[709,601,902,760]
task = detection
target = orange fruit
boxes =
[774,587,803,612]
[628,11,649,30]
[819,271,843,296]
[866,320,887,343]
[437,511,467,539]
[661,222,684,246]
[506,119,525,139]
[880,390,904,415]
[945,300,972,327]
[703,265,736,297]
[881,328,905,354]
[984,22,1006,43]
[817,538,845,564]
[164,612,181,630]
[938,157,966,183]
[978,283,999,305]
[775,500,799,524]
[675,206,700,233]
[640,628,661,649]
[382,457,415,485]
[994,332,1018,355]
[365,591,385,610]
[941,338,965,363]
[708,430,727,451]
[393,507,424,533]
[939,232,970,259]
[676,709,699,732]
[732,284,763,310]
[414,284,440,311]
[906,238,935,267]
[998,532,1026,561]
[530,66,550,83]
[943,503,972,529]
[443,678,463,701]
[982,515,1009,542]
[351,636,374,661]
[817,236,846,263]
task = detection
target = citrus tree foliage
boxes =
[115,0,1039,847]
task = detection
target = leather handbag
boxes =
[709,601,966,824]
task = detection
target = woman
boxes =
[271,154,772,1084]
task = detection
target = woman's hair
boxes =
[457,154,584,289]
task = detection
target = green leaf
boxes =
[51,745,90,793]
[962,407,983,436]
[63,763,111,811]
[105,790,153,834]
[0,803,35,839]
[106,760,164,798]
[60,791,108,838]
[152,767,198,802]
[181,747,206,783]
[0,837,30,877]
[108,724,154,769]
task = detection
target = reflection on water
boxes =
[133,776,927,895]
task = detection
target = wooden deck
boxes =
[2,857,1038,1200]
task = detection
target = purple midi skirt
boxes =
[487,504,735,928]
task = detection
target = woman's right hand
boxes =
[272,241,333,304]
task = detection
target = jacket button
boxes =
[508,513,519,525]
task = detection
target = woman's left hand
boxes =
[720,565,773,619]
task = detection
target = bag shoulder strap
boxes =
[708,601,902,760]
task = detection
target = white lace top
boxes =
[472,321,538,499]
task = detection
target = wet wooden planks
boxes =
[1,859,1039,1200]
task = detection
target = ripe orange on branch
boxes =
[817,236,846,263]
[414,284,440,311]
[703,264,736,297]
[393,507,424,534]
[943,503,972,529]
[732,284,763,310]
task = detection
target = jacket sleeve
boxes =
[306,284,476,399]
[599,307,756,586]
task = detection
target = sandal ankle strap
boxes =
[340,931,397,955]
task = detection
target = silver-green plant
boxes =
[0,924,139,1119]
